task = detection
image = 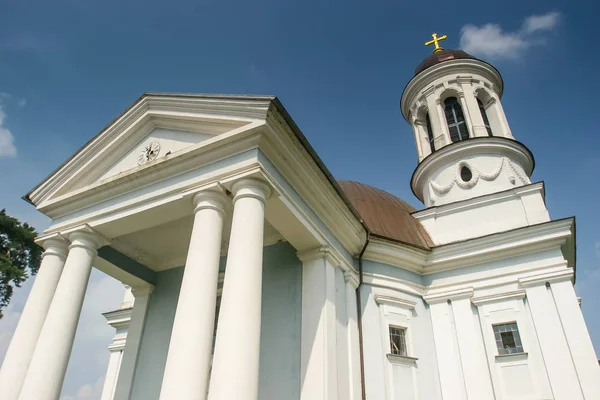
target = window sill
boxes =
[387,354,419,364]
[495,352,528,361]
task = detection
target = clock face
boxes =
[137,141,161,166]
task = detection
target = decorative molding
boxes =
[495,352,528,361]
[362,272,424,296]
[412,137,534,203]
[518,269,574,288]
[456,75,473,85]
[386,354,419,364]
[102,307,133,328]
[402,59,503,121]
[423,287,474,304]
[428,156,530,204]
[297,246,341,267]
[363,216,574,278]
[471,290,526,306]
[374,294,417,309]
[344,271,360,289]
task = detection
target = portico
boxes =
[0,94,364,400]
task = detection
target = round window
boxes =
[460,166,472,182]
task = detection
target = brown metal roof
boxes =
[337,180,434,250]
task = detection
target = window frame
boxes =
[492,321,525,355]
[425,113,435,153]
[388,325,408,357]
[444,97,469,142]
[477,98,493,136]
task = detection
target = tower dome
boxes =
[414,49,478,76]
[400,33,534,207]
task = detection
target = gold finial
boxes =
[425,33,447,53]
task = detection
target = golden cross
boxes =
[425,33,447,53]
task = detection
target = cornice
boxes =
[262,108,365,255]
[411,137,534,202]
[102,307,133,327]
[374,294,417,309]
[471,290,526,306]
[363,237,428,274]
[363,218,574,276]
[427,218,574,273]
[37,123,266,219]
[518,269,574,288]
[423,287,474,304]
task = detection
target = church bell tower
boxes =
[401,33,534,207]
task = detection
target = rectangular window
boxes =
[493,322,524,355]
[389,326,407,356]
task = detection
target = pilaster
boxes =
[298,247,339,400]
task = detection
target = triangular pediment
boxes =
[27,93,274,213]
[97,127,215,182]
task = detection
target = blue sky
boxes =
[1,1,599,398]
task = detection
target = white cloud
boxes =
[18,98,27,108]
[460,11,561,60]
[0,104,17,157]
[522,12,561,34]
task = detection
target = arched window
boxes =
[444,97,469,142]
[477,98,493,136]
[426,113,435,153]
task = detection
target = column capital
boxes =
[344,271,360,289]
[231,178,272,204]
[297,246,340,266]
[64,225,109,252]
[131,285,155,297]
[35,233,69,259]
[192,189,230,217]
[456,75,473,85]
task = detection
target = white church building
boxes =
[1,36,599,400]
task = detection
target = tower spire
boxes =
[425,33,447,53]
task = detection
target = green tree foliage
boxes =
[0,209,41,318]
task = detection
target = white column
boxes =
[113,287,153,400]
[344,272,362,400]
[207,178,271,400]
[18,230,103,400]
[521,280,584,400]
[159,190,229,400]
[0,236,68,400]
[100,347,124,400]
[424,88,449,149]
[298,248,339,400]
[550,280,600,399]
[451,297,495,399]
[458,77,488,137]
[424,295,468,400]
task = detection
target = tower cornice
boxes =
[401,59,503,122]
[410,137,535,203]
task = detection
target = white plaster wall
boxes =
[129,267,182,400]
[129,242,302,400]
[415,183,550,245]
[360,261,442,400]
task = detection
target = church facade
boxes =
[1,38,599,400]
